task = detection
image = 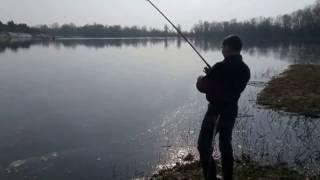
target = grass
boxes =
[257,64,320,117]
[150,153,319,180]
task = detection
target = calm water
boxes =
[0,39,320,179]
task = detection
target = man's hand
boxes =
[203,67,211,75]
[196,75,208,93]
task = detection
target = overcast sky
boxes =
[0,0,316,30]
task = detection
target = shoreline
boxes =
[0,32,54,42]
[257,64,320,118]
[149,154,318,179]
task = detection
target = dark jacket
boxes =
[197,54,250,107]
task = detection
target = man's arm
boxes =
[196,62,222,94]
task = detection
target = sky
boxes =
[0,0,316,30]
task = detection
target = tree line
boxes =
[191,0,320,42]
[1,0,320,42]
[0,21,43,34]
[0,20,177,37]
[42,23,177,37]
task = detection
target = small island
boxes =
[257,64,320,117]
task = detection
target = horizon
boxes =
[0,0,316,30]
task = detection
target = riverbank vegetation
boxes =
[0,20,177,39]
[257,64,320,117]
[151,154,318,180]
[45,24,178,38]
[0,21,43,34]
[191,1,320,42]
[0,21,53,41]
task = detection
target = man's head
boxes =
[222,35,242,58]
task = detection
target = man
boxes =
[196,35,250,180]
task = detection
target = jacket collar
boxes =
[224,54,242,62]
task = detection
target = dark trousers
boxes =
[197,104,237,180]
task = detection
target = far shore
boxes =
[0,32,54,43]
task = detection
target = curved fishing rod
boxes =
[145,0,211,69]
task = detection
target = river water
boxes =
[0,38,319,179]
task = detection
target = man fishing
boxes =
[145,1,250,179]
[196,35,250,180]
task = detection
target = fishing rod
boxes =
[146,0,264,88]
[145,0,211,69]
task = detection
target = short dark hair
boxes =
[222,35,242,52]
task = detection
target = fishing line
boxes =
[145,0,211,69]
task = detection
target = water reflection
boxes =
[2,38,320,65]
[193,39,320,64]
[0,38,177,53]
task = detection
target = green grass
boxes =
[257,64,320,117]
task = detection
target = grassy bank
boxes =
[151,156,318,179]
[257,64,320,117]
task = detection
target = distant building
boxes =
[7,32,32,40]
